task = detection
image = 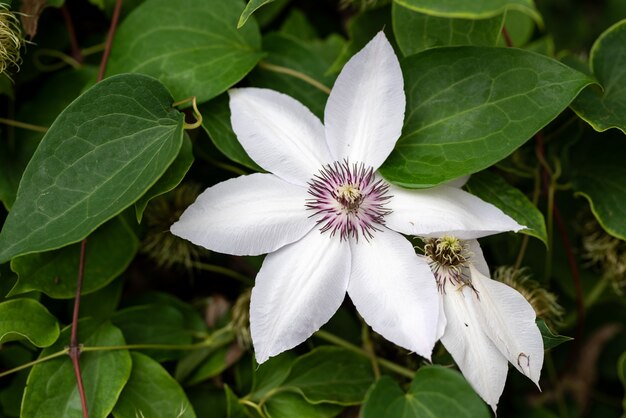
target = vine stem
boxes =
[61,5,84,64]
[501,26,514,47]
[69,2,123,417]
[70,239,88,418]
[0,117,47,133]
[0,350,68,379]
[315,330,414,379]
[257,61,331,94]
[97,0,123,82]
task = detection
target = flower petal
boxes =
[170,173,315,256]
[324,32,405,170]
[229,88,331,186]
[441,287,509,413]
[386,184,524,239]
[466,239,490,277]
[469,264,544,387]
[347,229,439,359]
[250,229,351,363]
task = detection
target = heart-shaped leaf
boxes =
[379,47,593,187]
[107,0,263,104]
[0,74,184,263]
[0,298,59,347]
[571,19,626,134]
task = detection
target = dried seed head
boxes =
[0,3,23,78]
[493,266,564,327]
[581,218,626,294]
[142,182,207,268]
[232,288,252,349]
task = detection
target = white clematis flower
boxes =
[171,32,522,363]
[423,236,544,413]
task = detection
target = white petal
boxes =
[445,175,470,188]
[229,88,331,186]
[466,239,490,277]
[324,32,405,170]
[250,229,351,363]
[170,173,315,256]
[347,229,439,359]
[469,264,544,387]
[441,287,509,413]
[386,184,524,239]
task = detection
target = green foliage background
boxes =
[0,0,625,417]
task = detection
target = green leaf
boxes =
[392,2,503,56]
[0,67,96,210]
[107,0,263,104]
[9,216,138,298]
[250,352,297,401]
[618,351,626,418]
[361,366,490,418]
[201,94,262,171]
[0,345,33,417]
[21,320,132,418]
[536,318,572,350]
[113,352,196,418]
[497,10,535,47]
[249,32,343,118]
[379,47,593,187]
[238,0,276,28]
[572,136,626,240]
[112,304,193,362]
[79,276,125,321]
[0,74,184,264]
[135,134,194,222]
[281,346,374,405]
[0,298,59,347]
[264,392,343,418]
[225,385,248,418]
[571,19,626,134]
[466,171,547,245]
[184,344,243,386]
[329,6,393,74]
[393,0,541,22]
[280,9,318,41]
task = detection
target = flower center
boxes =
[424,236,476,295]
[306,160,391,241]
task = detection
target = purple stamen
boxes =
[306,160,391,241]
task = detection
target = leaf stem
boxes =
[315,330,414,379]
[61,5,84,64]
[97,0,123,82]
[257,61,331,95]
[69,239,89,418]
[360,320,381,379]
[0,117,47,133]
[81,327,235,353]
[0,349,68,379]
[188,261,253,285]
[501,25,514,47]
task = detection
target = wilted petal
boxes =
[469,264,544,387]
[348,229,439,359]
[229,88,331,186]
[250,229,351,363]
[386,184,524,239]
[324,32,405,170]
[441,287,508,413]
[171,173,315,256]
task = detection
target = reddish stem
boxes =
[97,0,123,82]
[61,5,84,64]
[535,134,585,364]
[501,26,514,48]
[69,239,89,418]
[70,2,123,416]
